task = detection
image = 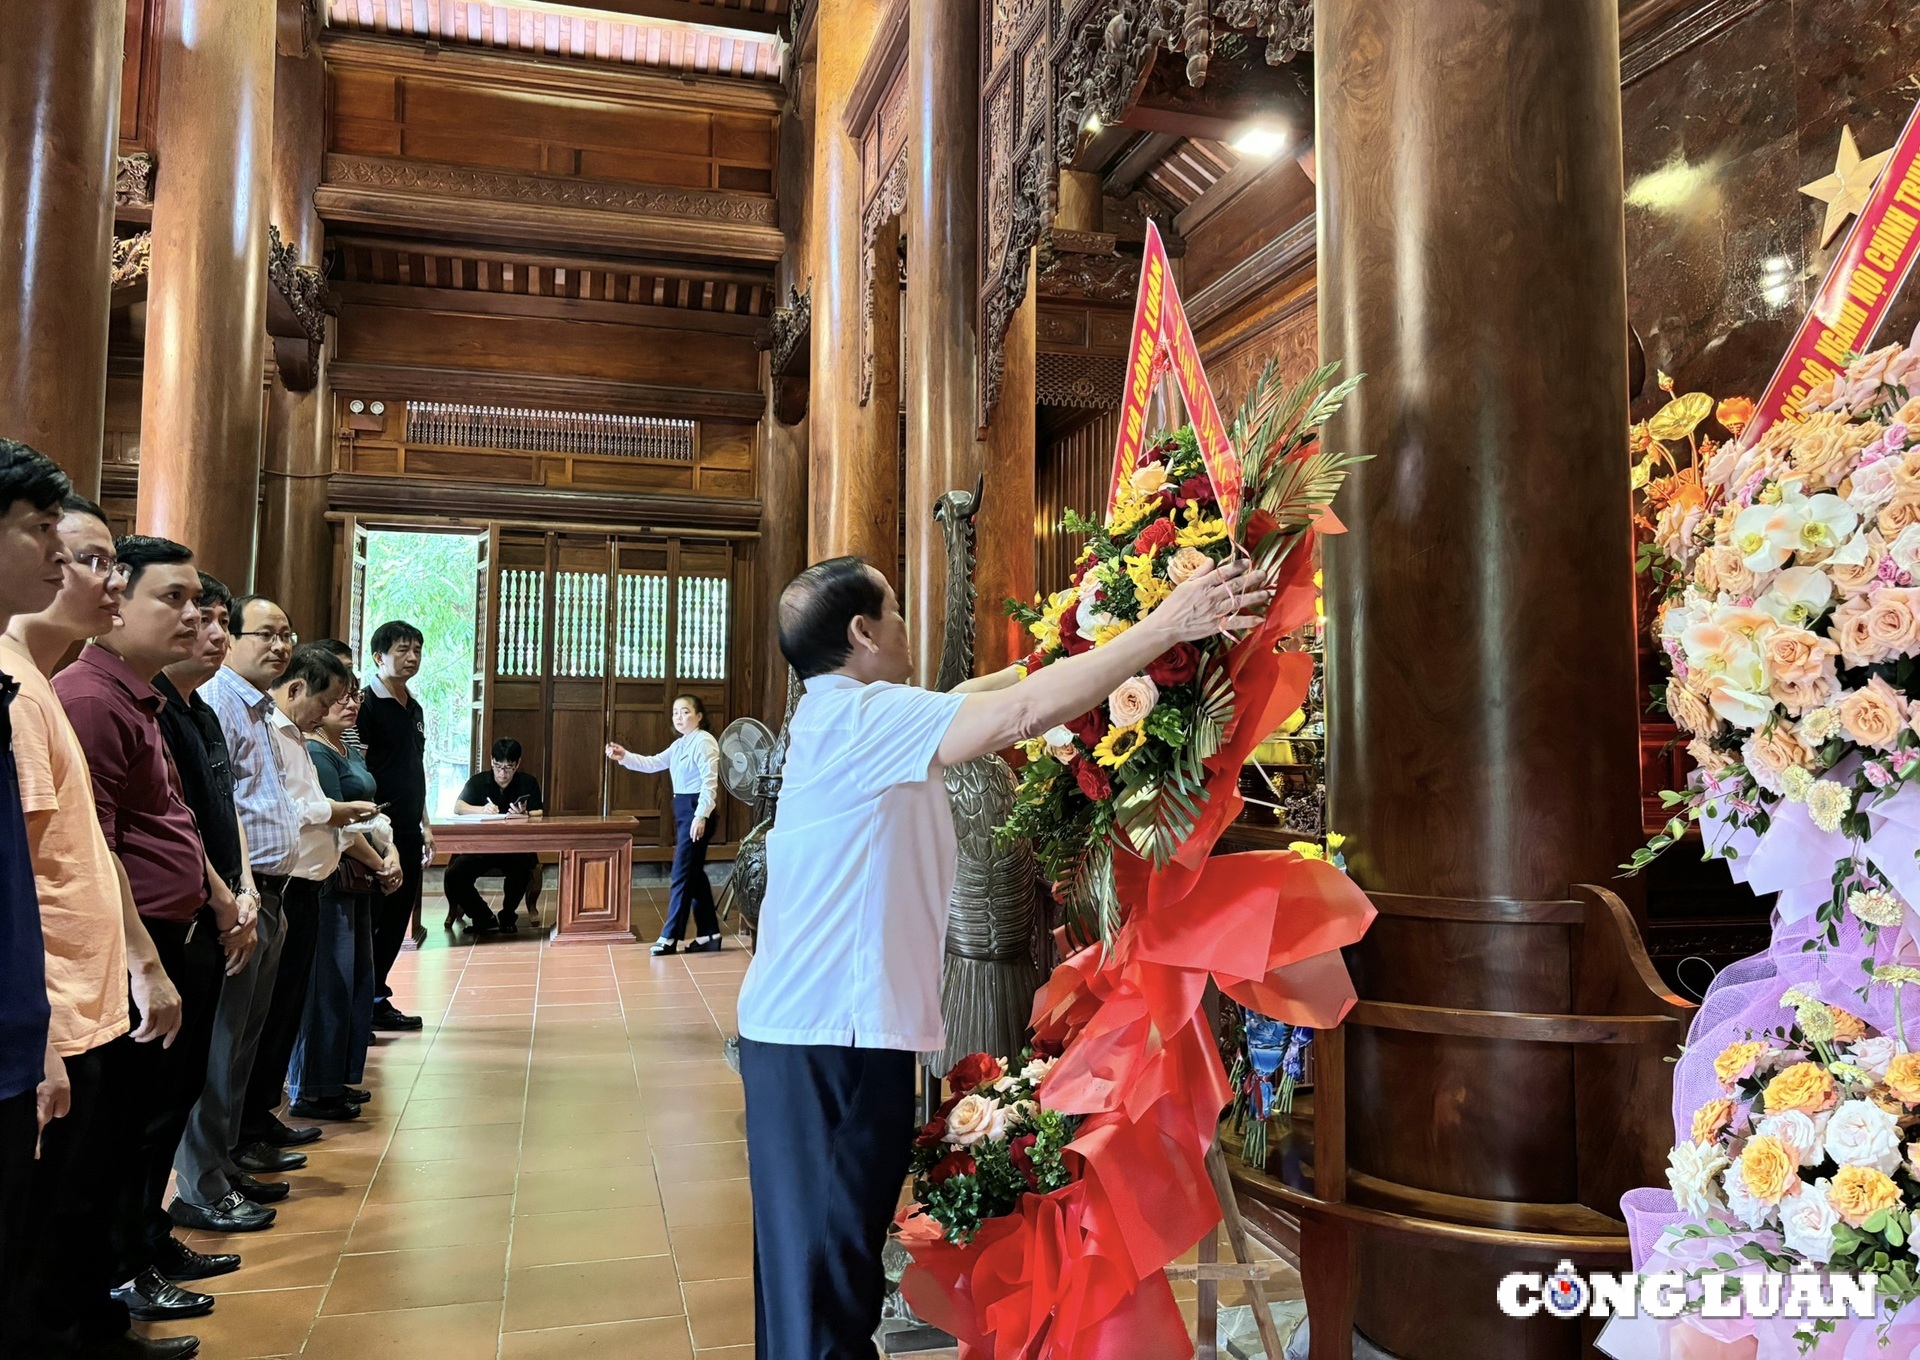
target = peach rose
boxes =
[1692,1097,1737,1146]
[1847,345,1903,389]
[1884,1052,1920,1105]
[1107,675,1160,727]
[1715,1040,1769,1091]
[1894,396,1920,429]
[1763,627,1838,684]
[1832,596,1882,666]
[1711,546,1757,599]
[1688,737,1736,778]
[1693,549,1722,595]
[1830,535,1888,596]
[1838,675,1910,751]
[1667,679,1718,737]
[1737,1134,1801,1204]
[1772,672,1839,716]
[1893,451,1920,493]
[1865,587,1920,657]
[1793,425,1854,490]
[1166,546,1210,586]
[1827,1164,1902,1227]
[1764,1060,1839,1116]
[1829,1008,1868,1044]
[1129,460,1169,496]
[1880,492,1920,538]
[1746,723,1813,780]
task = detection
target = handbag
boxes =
[332,854,387,896]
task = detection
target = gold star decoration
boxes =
[1801,125,1894,247]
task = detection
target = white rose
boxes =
[1041,725,1077,763]
[1851,459,1902,514]
[945,1093,1006,1148]
[1850,1036,1899,1080]
[1890,524,1920,576]
[1756,1110,1827,1167]
[1822,1098,1905,1174]
[1721,1159,1776,1229]
[1020,1057,1055,1083]
[1667,1140,1732,1218]
[992,1074,1021,1093]
[1780,1180,1840,1264]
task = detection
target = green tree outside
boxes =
[361,530,481,815]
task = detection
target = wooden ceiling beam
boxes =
[559,0,787,36]
[328,234,774,287]
[1103,132,1181,199]
[320,32,785,113]
[335,280,768,334]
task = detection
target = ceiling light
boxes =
[1230,125,1291,159]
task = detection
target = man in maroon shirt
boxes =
[56,523,255,1328]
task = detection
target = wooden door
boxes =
[608,536,673,846]
[546,534,613,817]
[472,526,497,769]
[488,532,550,802]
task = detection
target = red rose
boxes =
[1243,507,1280,546]
[1069,554,1094,586]
[1021,649,1049,674]
[1008,1134,1040,1189]
[928,1151,977,1185]
[1131,519,1177,555]
[945,1053,1005,1091]
[1176,476,1215,508]
[1061,627,1094,656]
[934,1093,961,1120]
[1065,708,1109,748]
[1074,760,1113,802]
[915,1119,947,1150]
[1146,642,1200,687]
[1031,1036,1064,1060]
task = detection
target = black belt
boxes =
[255,872,293,894]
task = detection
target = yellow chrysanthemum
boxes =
[1175,504,1229,548]
[1091,621,1133,647]
[1288,841,1327,861]
[1124,552,1171,611]
[1106,489,1155,538]
[1018,738,1047,763]
[1093,722,1146,769]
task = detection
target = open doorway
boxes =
[356,528,485,817]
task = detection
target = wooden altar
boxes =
[430,816,636,946]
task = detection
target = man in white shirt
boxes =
[736,551,1266,1358]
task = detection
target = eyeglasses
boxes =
[70,552,131,586]
[237,630,299,647]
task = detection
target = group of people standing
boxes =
[0,440,437,1360]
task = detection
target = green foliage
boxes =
[362,531,481,808]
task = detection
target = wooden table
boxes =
[429,816,635,946]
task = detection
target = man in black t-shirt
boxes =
[354,620,429,1031]
[445,738,544,937]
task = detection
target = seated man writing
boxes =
[444,738,543,937]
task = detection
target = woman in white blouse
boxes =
[605,694,723,956]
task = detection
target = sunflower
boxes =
[1091,621,1133,647]
[1093,721,1146,769]
[1106,488,1156,539]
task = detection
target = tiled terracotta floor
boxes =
[136,872,1303,1358]
[139,876,757,1359]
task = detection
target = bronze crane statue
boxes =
[927,477,1044,1078]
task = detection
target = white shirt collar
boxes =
[367,675,393,701]
[804,673,863,695]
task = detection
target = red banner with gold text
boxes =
[1749,96,1920,443]
[1106,221,1243,525]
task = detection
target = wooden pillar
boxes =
[136,0,275,591]
[808,0,895,572]
[257,13,331,631]
[0,0,123,497]
[976,250,1035,677]
[904,0,982,679]
[1318,2,1638,1356]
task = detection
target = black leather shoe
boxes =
[344,1086,372,1103]
[83,1331,202,1359]
[110,1268,214,1321]
[686,935,723,953]
[234,1142,307,1173]
[232,1171,291,1204]
[253,1117,322,1147]
[372,1000,423,1031]
[650,938,679,956]
[497,917,519,936]
[168,1190,276,1233]
[154,1234,240,1282]
[288,1095,361,1122]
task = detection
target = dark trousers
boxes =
[114,911,224,1281]
[444,853,539,928]
[0,1086,38,1359]
[27,1042,132,1347]
[289,884,374,1102]
[373,837,422,1002]
[663,793,718,942]
[740,1039,915,1360]
[242,877,319,1138]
